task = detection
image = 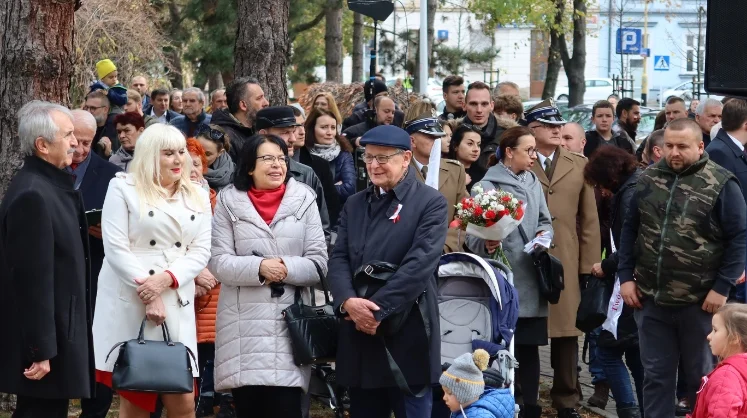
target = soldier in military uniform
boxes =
[404,115,468,253]
[525,100,602,418]
[617,118,747,418]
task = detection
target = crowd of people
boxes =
[1,55,747,418]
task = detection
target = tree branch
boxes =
[289,8,327,42]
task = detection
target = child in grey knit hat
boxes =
[440,349,515,418]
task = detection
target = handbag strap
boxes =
[293,260,333,307]
[382,291,432,398]
[517,225,530,244]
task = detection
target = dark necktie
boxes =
[544,157,552,177]
[421,165,428,180]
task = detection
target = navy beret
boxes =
[359,125,411,151]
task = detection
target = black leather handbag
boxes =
[282,261,339,366]
[519,226,565,304]
[576,276,612,332]
[105,318,196,393]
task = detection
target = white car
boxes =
[555,78,615,103]
[656,81,723,104]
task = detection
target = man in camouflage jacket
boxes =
[617,118,747,418]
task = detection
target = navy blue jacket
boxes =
[707,129,747,206]
[331,151,356,203]
[170,111,212,138]
[328,168,447,388]
[143,104,181,124]
[79,153,122,302]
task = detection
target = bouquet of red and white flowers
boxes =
[449,184,526,266]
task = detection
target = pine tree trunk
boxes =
[325,0,343,83]
[352,12,364,83]
[236,0,290,105]
[0,0,76,198]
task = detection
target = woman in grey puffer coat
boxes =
[465,126,553,418]
[209,134,328,418]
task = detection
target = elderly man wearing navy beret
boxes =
[328,125,448,418]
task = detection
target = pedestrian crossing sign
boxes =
[654,55,670,71]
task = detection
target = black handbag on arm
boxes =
[518,226,565,304]
[105,318,197,393]
[282,260,339,366]
[351,261,431,397]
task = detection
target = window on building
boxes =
[686,34,705,73]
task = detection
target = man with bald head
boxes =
[561,123,586,154]
[617,118,746,417]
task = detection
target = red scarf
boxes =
[248,184,286,225]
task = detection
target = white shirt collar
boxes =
[726,132,745,152]
[413,158,425,172]
[537,150,556,168]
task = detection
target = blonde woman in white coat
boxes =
[92,124,212,418]
[210,134,328,418]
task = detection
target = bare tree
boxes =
[236,0,290,105]
[325,0,343,82]
[542,0,586,107]
[0,0,77,198]
[352,12,364,82]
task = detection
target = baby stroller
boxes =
[435,252,519,417]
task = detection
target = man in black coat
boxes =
[0,101,94,417]
[68,110,122,418]
[706,98,747,302]
[328,125,447,418]
[214,77,269,163]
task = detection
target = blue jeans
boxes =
[596,344,643,414]
[587,327,606,385]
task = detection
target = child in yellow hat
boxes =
[90,59,127,107]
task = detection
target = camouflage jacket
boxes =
[634,154,734,306]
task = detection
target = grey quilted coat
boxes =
[209,178,328,391]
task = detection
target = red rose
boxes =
[485,210,496,220]
[473,207,483,216]
[501,195,511,202]
[500,209,510,218]
[486,220,496,227]
[516,206,525,219]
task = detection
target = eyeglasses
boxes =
[256,155,289,166]
[83,105,106,111]
[197,125,225,141]
[513,146,538,156]
[363,151,403,164]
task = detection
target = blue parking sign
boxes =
[616,28,642,55]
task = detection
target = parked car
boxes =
[555,78,615,103]
[656,81,724,104]
[560,104,659,144]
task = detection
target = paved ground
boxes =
[538,336,619,418]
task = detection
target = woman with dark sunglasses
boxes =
[196,124,235,191]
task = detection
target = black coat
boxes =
[598,169,640,349]
[328,169,448,388]
[341,105,405,132]
[93,113,120,159]
[297,147,341,228]
[0,156,94,399]
[469,114,506,170]
[583,130,635,158]
[211,109,255,163]
[78,153,123,302]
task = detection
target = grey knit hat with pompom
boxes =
[439,349,490,405]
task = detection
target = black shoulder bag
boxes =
[352,261,431,397]
[105,318,197,393]
[282,261,340,366]
[518,226,565,304]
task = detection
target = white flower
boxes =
[496,204,505,212]
[512,198,518,204]
[473,183,484,194]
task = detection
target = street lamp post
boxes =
[641,0,649,106]
[419,0,428,94]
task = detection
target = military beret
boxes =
[359,125,411,151]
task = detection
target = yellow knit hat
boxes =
[96,59,117,80]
